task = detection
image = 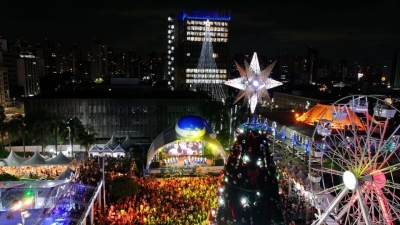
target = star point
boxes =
[224,52,282,114]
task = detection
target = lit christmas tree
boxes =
[214,122,283,225]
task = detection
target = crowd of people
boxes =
[66,154,318,225]
[1,165,67,179]
[93,176,220,225]
[278,168,318,225]
[65,156,219,225]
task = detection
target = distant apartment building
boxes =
[16,57,45,96]
[66,43,82,79]
[306,47,319,84]
[0,67,8,106]
[391,50,400,88]
[279,53,292,82]
[89,39,108,79]
[0,37,19,106]
[383,58,392,85]
[37,38,62,75]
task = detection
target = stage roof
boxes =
[146,115,226,169]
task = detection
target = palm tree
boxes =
[7,114,27,157]
[48,114,66,155]
[66,117,84,155]
[25,111,51,153]
[204,100,230,132]
[0,121,7,149]
[79,124,97,154]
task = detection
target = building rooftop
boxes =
[31,89,207,100]
[261,111,316,137]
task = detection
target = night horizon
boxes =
[1,1,399,63]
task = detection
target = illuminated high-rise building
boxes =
[89,39,108,79]
[16,57,45,96]
[173,9,230,95]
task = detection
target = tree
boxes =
[0,107,6,149]
[110,176,140,201]
[78,124,97,154]
[66,117,84,154]
[7,114,27,157]
[0,173,19,181]
[25,111,51,153]
[215,123,283,225]
[48,114,66,155]
[0,121,8,149]
[203,99,230,132]
[217,128,232,151]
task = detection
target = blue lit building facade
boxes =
[173,9,230,90]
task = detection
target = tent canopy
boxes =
[101,146,113,153]
[296,170,306,180]
[21,150,47,166]
[4,150,27,166]
[312,182,323,192]
[46,152,72,165]
[113,145,125,153]
[296,103,378,131]
[89,145,102,152]
[289,166,298,174]
[303,177,311,185]
[121,135,134,149]
[105,135,119,149]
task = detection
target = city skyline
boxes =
[1,1,399,63]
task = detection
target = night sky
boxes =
[1,1,399,63]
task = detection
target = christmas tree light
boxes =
[215,124,283,225]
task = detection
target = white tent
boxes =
[296,170,307,180]
[21,150,47,166]
[302,177,311,186]
[46,152,72,165]
[312,182,323,192]
[89,145,102,157]
[4,150,28,166]
[101,146,113,156]
[289,166,298,174]
[112,145,125,157]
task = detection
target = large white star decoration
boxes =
[224,52,282,114]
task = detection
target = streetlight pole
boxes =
[67,127,71,156]
[102,156,107,211]
[272,122,277,153]
[67,118,73,157]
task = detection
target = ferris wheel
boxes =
[308,95,400,225]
